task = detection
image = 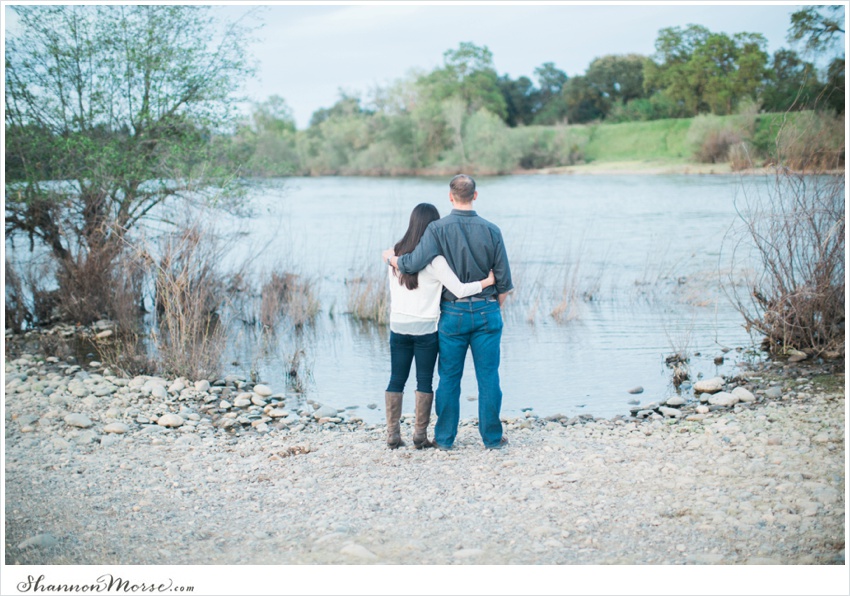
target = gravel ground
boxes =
[3,349,845,567]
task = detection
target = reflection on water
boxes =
[218,174,764,423]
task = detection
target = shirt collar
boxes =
[451,209,477,217]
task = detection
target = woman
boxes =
[382,203,495,449]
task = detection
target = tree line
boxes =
[225,7,844,176]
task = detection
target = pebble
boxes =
[157,414,184,428]
[103,422,130,434]
[658,406,683,418]
[731,387,756,403]
[313,405,338,419]
[694,377,725,394]
[18,533,59,549]
[340,543,377,560]
[195,380,211,392]
[765,387,783,399]
[627,386,644,394]
[64,413,93,428]
[665,396,685,407]
[453,548,484,559]
[708,392,737,407]
[253,384,273,397]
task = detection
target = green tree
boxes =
[231,95,299,176]
[788,6,845,113]
[561,76,606,124]
[788,5,845,53]
[5,5,255,322]
[645,25,767,116]
[760,49,821,112]
[585,54,649,106]
[417,42,507,120]
[530,62,568,122]
[497,74,537,126]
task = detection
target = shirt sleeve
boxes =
[397,223,440,274]
[426,256,482,298]
[492,229,514,295]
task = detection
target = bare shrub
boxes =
[150,224,230,380]
[5,259,29,332]
[697,129,743,163]
[688,113,757,164]
[725,170,845,357]
[728,141,756,171]
[774,111,845,171]
[260,269,320,330]
[54,243,121,325]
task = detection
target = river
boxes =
[212,174,768,423]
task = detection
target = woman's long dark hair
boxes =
[393,203,441,290]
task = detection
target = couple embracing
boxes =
[381,174,513,451]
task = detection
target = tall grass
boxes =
[259,269,320,330]
[149,224,231,380]
[347,272,389,325]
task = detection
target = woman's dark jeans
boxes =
[386,331,439,393]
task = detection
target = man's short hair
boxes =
[450,174,476,203]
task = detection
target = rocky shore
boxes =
[3,337,846,566]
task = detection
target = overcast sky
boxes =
[4,2,834,129]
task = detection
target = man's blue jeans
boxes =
[434,300,504,448]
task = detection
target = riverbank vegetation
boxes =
[4,5,845,381]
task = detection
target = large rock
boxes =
[313,405,338,419]
[694,377,725,394]
[157,414,184,428]
[765,387,783,399]
[731,387,756,403]
[708,392,738,407]
[194,380,211,392]
[64,413,93,428]
[658,406,683,418]
[149,384,168,400]
[253,384,273,397]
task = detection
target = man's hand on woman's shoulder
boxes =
[382,248,398,268]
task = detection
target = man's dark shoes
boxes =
[486,436,509,450]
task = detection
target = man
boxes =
[383,174,513,450]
